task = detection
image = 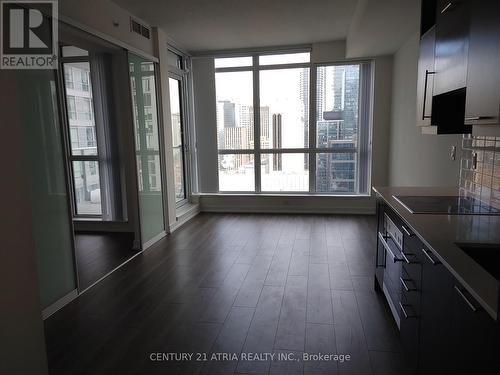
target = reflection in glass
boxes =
[261,153,309,192]
[72,160,102,214]
[215,71,254,150]
[129,54,165,243]
[316,153,357,193]
[23,69,76,307]
[218,154,255,192]
[63,62,97,156]
[169,77,186,203]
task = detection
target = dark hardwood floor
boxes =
[75,231,137,290]
[45,213,407,375]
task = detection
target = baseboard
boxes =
[198,195,376,215]
[200,206,375,215]
[170,204,201,232]
[73,220,133,233]
[142,231,167,251]
[42,289,78,320]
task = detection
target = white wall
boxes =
[372,55,393,187]
[388,33,462,186]
[59,0,155,57]
[192,57,219,193]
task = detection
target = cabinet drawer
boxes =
[402,261,422,291]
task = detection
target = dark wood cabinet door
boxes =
[416,28,436,127]
[465,0,500,126]
[400,267,421,375]
[433,0,470,95]
[449,283,499,374]
[418,246,454,375]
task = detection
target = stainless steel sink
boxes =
[455,243,500,281]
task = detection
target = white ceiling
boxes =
[346,0,421,58]
[111,0,420,56]
[111,0,358,53]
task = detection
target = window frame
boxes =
[168,47,193,208]
[214,50,373,195]
[60,51,105,218]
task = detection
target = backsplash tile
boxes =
[460,135,500,208]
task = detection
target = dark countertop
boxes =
[373,186,500,320]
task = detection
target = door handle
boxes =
[454,286,478,313]
[422,70,435,120]
[441,2,454,13]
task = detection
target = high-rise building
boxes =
[216,100,237,149]
[260,106,270,140]
[314,64,360,192]
[272,113,282,171]
[221,100,236,128]
[299,68,309,169]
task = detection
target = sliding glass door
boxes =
[169,76,188,205]
[128,53,166,244]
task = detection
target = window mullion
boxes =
[253,55,261,193]
[309,63,317,193]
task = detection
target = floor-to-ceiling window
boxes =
[214,51,372,194]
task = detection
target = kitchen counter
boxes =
[373,186,500,320]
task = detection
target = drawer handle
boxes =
[454,286,478,313]
[399,302,417,319]
[378,232,404,263]
[421,248,440,265]
[401,251,418,264]
[401,225,414,237]
[465,116,497,121]
[400,277,418,292]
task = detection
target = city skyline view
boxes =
[215,58,360,193]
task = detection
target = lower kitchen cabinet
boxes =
[374,199,500,374]
[449,283,500,375]
[400,288,420,373]
[418,245,454,375]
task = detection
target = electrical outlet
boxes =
[450,145,456,161]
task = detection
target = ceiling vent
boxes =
[130,18,151,40]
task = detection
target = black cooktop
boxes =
[393,195,500,215]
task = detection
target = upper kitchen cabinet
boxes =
[464,0,500,127]
[415,0,472,134]
[416,27,436,127]
[433,0,470,95]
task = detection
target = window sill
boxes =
[194,193,372,198]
